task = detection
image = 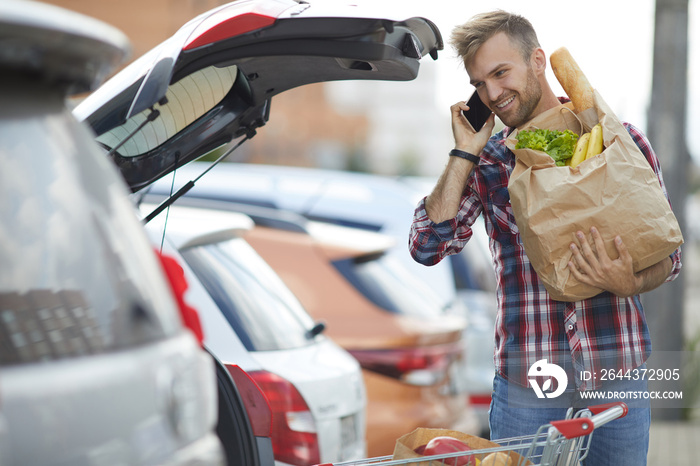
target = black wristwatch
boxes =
[449,149,480,164]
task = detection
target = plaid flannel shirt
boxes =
[409,117,682,391]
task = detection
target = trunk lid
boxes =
[73,0,442,191]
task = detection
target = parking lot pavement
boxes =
[647,420,700,465]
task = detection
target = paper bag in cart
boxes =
[505,91,683,302]
[393,427,531,466]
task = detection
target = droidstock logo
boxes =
[528,359,568,399]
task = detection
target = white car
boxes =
[143,204,367,465]
[147,162,497,433]
[0,2,223,465]
[137,195,477,457]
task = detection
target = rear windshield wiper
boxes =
[106,105,162,158]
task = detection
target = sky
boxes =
[332,0,700,162]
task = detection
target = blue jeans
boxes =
[489,372,650,465]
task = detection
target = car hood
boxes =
[73,0,442,192]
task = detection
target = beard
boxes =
[497,68,543,128]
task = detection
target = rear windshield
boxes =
[1,105,182,367]
[181,238,317,351]
[94,64,239,157]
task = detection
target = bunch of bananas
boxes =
[568,124,603,168]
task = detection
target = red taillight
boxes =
[184,3,280,52]
[348,344,461,386]
[225,365,272,438]
[184,13,276,50]
[248,370,320,466]
[155,250,204,346]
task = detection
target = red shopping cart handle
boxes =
[550,402,628,439]
[587,401,629,417]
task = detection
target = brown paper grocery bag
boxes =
[505,91,683,301]
[392,428,531,466]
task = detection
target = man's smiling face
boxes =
[466,32,544,129]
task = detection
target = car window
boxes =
[95,64,239,157]
[180,238,317,351]
[0,101,182,367]
[332,253,445,318]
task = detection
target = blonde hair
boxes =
[450,10,540,67]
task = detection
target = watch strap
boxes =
[449,149,480,164]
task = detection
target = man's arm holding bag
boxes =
[568,226,673,298]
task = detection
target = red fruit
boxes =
[421,436,474,466]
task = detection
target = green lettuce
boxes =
[515,129,579,166]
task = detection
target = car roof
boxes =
[141,203,254,249]
[73,0,442,192]
[0,0,129,95]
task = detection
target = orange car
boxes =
[234,208,479,457]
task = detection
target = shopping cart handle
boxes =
[550,402,629,439]
[586,401,628,417]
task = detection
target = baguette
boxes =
[550,47,595,113]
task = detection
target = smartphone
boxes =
[462,90,492,132]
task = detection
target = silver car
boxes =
[143,205,368,465]
[0,2,223,464]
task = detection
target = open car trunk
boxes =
[74,0,442,192]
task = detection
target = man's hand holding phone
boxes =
[462,90,493,132]
[451,91,494,156]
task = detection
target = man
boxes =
[409,10,682,466]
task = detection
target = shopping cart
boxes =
[317,402,628,466]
